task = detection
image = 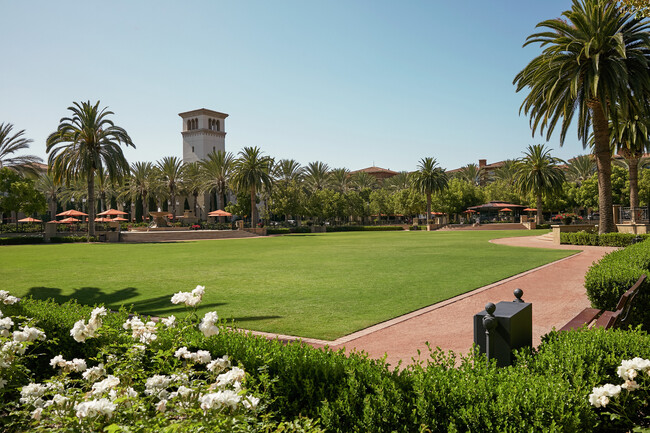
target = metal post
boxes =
[482,302,497,362]
[513,289,525,303]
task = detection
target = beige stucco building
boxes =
[179,108,228,164]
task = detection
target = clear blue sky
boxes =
[1,1,589,172]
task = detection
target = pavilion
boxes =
[467,201,526,223]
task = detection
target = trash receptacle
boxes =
[473,300,532,367]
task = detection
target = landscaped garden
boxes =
[1,230,574,340]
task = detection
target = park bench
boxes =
[559,274,646,331]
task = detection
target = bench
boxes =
[559,274,646,331]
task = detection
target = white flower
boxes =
[20,383,47,405]
[50,355,65,369]
[215,367,246,388]
[174,347,191,360]
[161,315,176,328]
[145,375,172,399]
[617,358,650,381]
[170,285,205,307]
[207,355,231,373]
[588,383,622,408]
[91,375,120,396]
[0,290,19,305]
[0,378,7,389]
[74,398,116,419]
[13,326,46,343]
[243,395,260,410]
[82,364,106,382]
[199,389,241,411]
[195,350,212,364]
[70,320,88,342]
[199,311,219,337]
[123,317,158,344]
[192,285,205,298]
[0,317,14,337]
[53,394,69,406]
[31,407,43,420]
[50,355,87,373]
[156,399,167,412]
[125,387,138,398]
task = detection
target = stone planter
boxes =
[551,224,597,245]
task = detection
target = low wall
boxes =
[242,227,267,236]
[551,224,597,245]
[120,230,259,243]
[616,223,650,235]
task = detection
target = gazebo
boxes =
[467,201,526,223]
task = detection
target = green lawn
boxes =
[1,230,576,340]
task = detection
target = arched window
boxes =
[216,120,220,131]
[192,146,194,152]
[187,120,191,131]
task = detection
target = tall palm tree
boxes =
[126,161,156,221]
[329,168,350,193]
[514,0,650,233]
[456,163,483,186]
[157,156,184,218]
[350,171,378,191]
[303,161,330,192]
[46,101,134,237]
[199,150,234,211]
[273,159,304,184]
[385,171,411,191]
[411,157,448,226]
[34,173,63,221]
[494,160,518,186]
[231,147,273,226]
[515,144,566,224]
[566,155,596,185]
[181,162,204,218]
[0,123,43,176]
[610,111,650,218]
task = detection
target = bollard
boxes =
[513,289,524,303]
[482,302,497,362]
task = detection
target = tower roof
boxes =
[178,108,229,119]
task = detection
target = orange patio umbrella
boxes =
[112,217,128,221]
[97,209,128,216]
[59,217,80,223]
[94,217,112,222]
[463,209,476,213]
[208,209,232,217]
[500,208,513,212]
[18,217,42,223]
[523,208,537,212]
[56,209,88,217]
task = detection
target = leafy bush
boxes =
[49,235,98,243]
[0,236,44,245]
[267,228,290,235]
[561,231,650,247]
[11,295,650,432]
[584,240,650,328]
[326,225,404,232]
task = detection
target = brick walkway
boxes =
[250,235,617,368]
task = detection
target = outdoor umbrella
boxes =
[17,217,42,223]
[208,209,232,217]
[500,208,512,212]
[56,210,88,217]
[112,217,128,221]
[59,217,80,223]
[523,208,537,212]
[94,217,112,222]
[463,209,476,213]
[97,209,128,216]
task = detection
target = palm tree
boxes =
[34,173,63,221]
[566,155,596,185]
[456,163,483,186]
[46,101,134,237]
[181,162,204,218]
[385,171,411,191]
[231,147,273,227]
[329,168,350,193]
[199,150,234,211]
[303,161,330,192]
[126,161,156,221]
[515,144,566,224]
[273,159,304,184]
[350,171,378,191]
[411,157,448,226]
[0,123,43,176]
[494,160,518,186]
[157,156,184,218]
[513,0,650,233]
[610,111,650,219]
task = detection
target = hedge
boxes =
[326,225,404,232]
[0,236,44,245]
[5,297,650,432]
[561,231,650,247]
[584,240,650,329]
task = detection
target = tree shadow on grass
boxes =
[229,315,282,322]
[25,286,226,317]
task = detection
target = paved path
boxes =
[251,235,617,368]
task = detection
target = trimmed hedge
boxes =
[6,297,650,432]
[326,225,404,232]
[584,240,650,328]
[0,236,44,245]
[561,231,650,247]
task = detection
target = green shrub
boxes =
[267,228,291,235]
[0,236,44,245]
[326,225,404,232]
[561,231,650,247]
[49,235,98,243]
[584,240,650,328]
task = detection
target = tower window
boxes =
[187,120,191,131]
[192,146,194,152]
[213,147,215,152]
[216,120,220,131]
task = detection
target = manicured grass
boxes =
[1,230,576,340]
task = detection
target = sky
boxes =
[1,0,592,173]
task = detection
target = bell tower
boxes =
[179,108,228,163]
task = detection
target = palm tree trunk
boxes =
[591,102,615,234]
[629,157,640,222]
[171,189,176,219]
[426,192,431,226]
[250,186,256,228]
[88,175,95,239]
[142,192,148,223]
[536,194,543,224]
[193,192,199,217]
[49,197,56,221]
